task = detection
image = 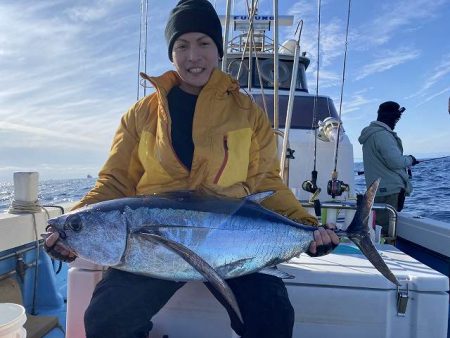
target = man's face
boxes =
[172,32,219,95]
[378,112,402,130]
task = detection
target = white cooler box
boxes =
[149,244,449,338]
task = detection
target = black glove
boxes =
[307,242,339,257]
[410,155,420,166]
[307,224,339,257]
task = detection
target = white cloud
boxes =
[354,0,447,48]
[422,54,450,91]
[416,86,450,107]
[0,121,104,146]
[341,93,373,116]
[0,1,146,153]
[355,48,420,80]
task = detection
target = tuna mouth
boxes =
[46,218,57,229]
[45,221,68,240]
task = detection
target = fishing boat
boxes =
[0,1,448,338]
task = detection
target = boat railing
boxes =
[0,203,74,252]
[0,242,40,282]
[227,33,275,53]
[299,200,398,242]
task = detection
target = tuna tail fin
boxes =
[346,178,400,286]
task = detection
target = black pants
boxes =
[84,268,294,338]
[374,190,405,234]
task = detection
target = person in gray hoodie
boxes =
[358,101,419,234]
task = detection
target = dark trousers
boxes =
[374,193,404,234]
[84,268,294,338]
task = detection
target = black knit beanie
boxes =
[165,0,223,61]
[377,101,406,129]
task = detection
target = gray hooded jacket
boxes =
[358,121,413,196]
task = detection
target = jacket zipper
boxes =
[213,136,229,184]
[164,122,189,171]
[160,94,189,172]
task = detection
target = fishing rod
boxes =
[301,0,322,199]
[136,0,149,100]
[418,155,450,162]
[327,0,352,199]
[356,155,450,175]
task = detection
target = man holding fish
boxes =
[43,1,339,337]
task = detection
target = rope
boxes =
[8,199,63,314]
[8,199,43,214]
[8,199,43,314]
[31,213,39,315]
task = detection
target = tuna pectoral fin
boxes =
[259,266,295,279]
[245,191,274,203]
[138,233,244,326]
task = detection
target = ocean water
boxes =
[1,157,449,222]
[354,156,450,222]
[0,177,97,213]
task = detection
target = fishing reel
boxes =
[327,178,349,198]
[302,170,319,194]
[302,170,322,217]
[327,179,349,198]
[302,180,317,193]
[317,117,343,143]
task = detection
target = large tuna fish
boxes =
[46,179,398,325]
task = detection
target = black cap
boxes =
[378,101,406,115]
[165,0,223,61]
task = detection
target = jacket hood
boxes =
[358,121,393,144]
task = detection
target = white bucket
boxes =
[0,303,27,338]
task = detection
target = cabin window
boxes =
[253,95,340,130]
[225,57,309,92]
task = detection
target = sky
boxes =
[0,0,449,182]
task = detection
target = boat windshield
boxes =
[226,56,309,92]
[253,94,339,130]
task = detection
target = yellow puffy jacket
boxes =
[74,68,317,225]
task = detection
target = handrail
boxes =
[298,200,398,241]
[273,129,290,185]
[221,0,232,72]
[0,241,44,262]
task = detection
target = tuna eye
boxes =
[67,216,83,232]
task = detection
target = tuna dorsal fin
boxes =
[137,232,244,326]
[244,191,274,204]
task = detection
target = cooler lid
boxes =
[280,244,449,292]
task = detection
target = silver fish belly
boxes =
[117,206,313,280]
